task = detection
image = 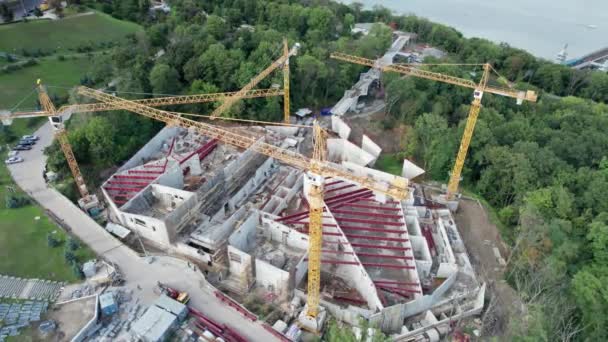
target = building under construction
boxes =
[101,114,484,339]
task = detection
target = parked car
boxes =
[22,135,39,141]
[5,157,24,165]
[18,139,35,146]
[12,145,32,151]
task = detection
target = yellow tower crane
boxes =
[330,52,538,201]
[35,80,101,213]
[209,41,300,121]
[76,85,409,327]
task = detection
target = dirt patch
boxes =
[344,111,410,154]
[453,198,523,337]
[36,296,97,342]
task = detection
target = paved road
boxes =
[7,122,277,341]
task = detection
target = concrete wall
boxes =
[71,295,101,342]
[331,116,351,139]
[402,159,425,179]
[118,126,179,172]
[327,139,375,166]
[361,135,382,165]
[173,242,212,263]
[228,211,259,252]
[121,211,170,245]
[261,215,309,250]
[434,218,457,278]
[227,245,254,288]
[256,259,290,295]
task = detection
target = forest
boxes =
[38,1,608,340]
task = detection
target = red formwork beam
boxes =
[107,180,150,186]
[374,283,421,292]
[359,198,400,204]
[363,263,415,270]
[143,164,165,169]
[128,169,164,175]
[376,284,421,294]
[377,286,412,299]
[338,225,405,234]
[357,253,414,260]
[333,296,367,305]
[374,280,420,286]
[325,189,372,204]
[334,216,404,227]
[324,179,344,187]
[339,203,401,212]
[349,242,411,252]
[342,234,408,243]
[104,187,143,192]
[332,209,403,220]
[114,175,157,180]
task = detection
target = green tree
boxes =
[64,250,76,265]
[0,3,14,22]
[149,63,181,95]
[47,233,60,248]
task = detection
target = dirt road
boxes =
[454,198,523,336]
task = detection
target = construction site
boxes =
[1,27,538,342]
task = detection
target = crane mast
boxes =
[330,52,537,201]
[36,81,91,200]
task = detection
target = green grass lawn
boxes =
[0,121,95,282]
[0,56,92,109]
[375,153,403,176]
[0,12,142,54]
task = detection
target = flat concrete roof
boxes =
[132,305,177,342]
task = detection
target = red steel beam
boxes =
[128,169,163,175]
[362,263,415,270]
[374,280,420,286]
[343,234,408,243]
[376,285,421,294]
[325,184,356,194]
[359,199,400,204]
[107,180,150,186]
[325,180,344,186]
[104,187,143,192]
[339,225,405,234]
[325,189,372,203]
[332,209,402,220]
[323,241,412,252]
[339,203,401,211]
[333,296,367,305]
[114,175,157,180]
[334,216,404,226]
[357,253,414,260]
[377,286,413,299]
